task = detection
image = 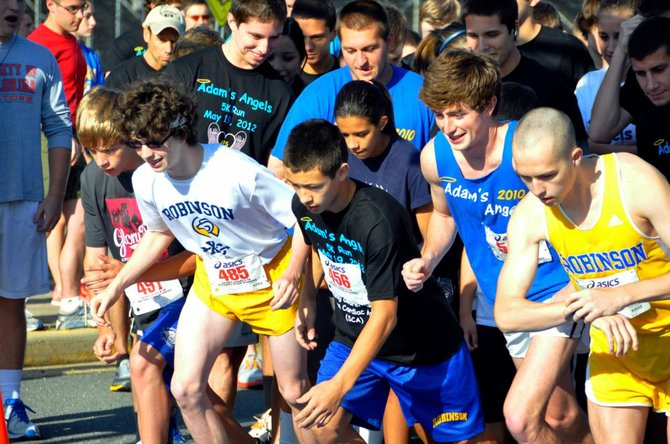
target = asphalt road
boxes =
[19,363,264,443]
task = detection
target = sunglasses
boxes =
[125,130,173,150]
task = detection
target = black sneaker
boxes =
[109,354,131,392]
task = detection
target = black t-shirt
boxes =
[102,28,145,74]
[163,46,294,164]
[293,182,463,366]
[620,68,654,122]
[105,55,161,90]
[299,55,340,87]
[505,56,588,140]
[634,104,670,179]
[518,25,595,91]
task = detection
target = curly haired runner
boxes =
[90,78,318,444]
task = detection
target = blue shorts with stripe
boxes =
[317,340,485,442]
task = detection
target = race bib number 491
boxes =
[125,279,184,315]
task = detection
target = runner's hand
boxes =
[90,289,119,327]
[93,331,123,364]
[295,299,317,351]
[401,257,431,292]
[460,313,478,351]
[591,315,638,356]
[270,271,300,310]
[34,195,62,232]
[564,288,628,322]
[82,255,124,294]
[295,379,345,430]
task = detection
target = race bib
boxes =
[574,269,651,319]
[318,252,369,307]
[124,279,184,315]
[203,254,270,295]
[484,225,552,263]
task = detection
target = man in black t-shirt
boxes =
[105,5,184,90]
[461,0,589,147]
[283,119,485,443]
[516,0,594,90]
[624,17,670,178]
[292,0,339,87]
[163,0,294,165]
[589,2,670,146]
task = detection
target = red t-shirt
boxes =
[28,24,86,130]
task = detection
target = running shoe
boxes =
[55,303,96,330]
[237,352,263,388]
[169,410,186,444]
[109,355,132,392]
[248,408,272,443]
[25,310,44,332]
[4,398,40,440]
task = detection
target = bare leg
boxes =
[59,199,85,298]
[209,346,245,408]
[305,406,365,444]
[382,390,411,444]
[46,214,65,302]
[0,298,26,369]
[109,296,129,355]
[171,295,237,443]
[504,336,592,444]
[588,402,647,444]
[268,329,317,444]
[130,341,170,444]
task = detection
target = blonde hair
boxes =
[419,0,461,28]
[76,87,123,151]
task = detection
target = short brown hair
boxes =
[229,0,286,25]
[338,0,390,40]
[420,48,500,113]
[114,78,199,146]
[77,87,123,151]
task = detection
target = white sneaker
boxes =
[4,397,40,439]
[237,352,263,388]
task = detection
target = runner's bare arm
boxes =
[295,298,397,429]
[495,196,568,332]
[566,154,670,321]
[403,140,457,291]
[271,225,310,310]
[295,248,323,351]
[90,229,175,324]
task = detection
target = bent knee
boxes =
[171,377,206,408]
[276,379,307,407]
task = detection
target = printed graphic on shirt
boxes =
[196,78,276,151]
[0,63,36,103]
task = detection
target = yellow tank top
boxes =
[544,153,670,334]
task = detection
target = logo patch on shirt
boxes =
[608,214,624,227]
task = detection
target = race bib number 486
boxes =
[318,252,369,307]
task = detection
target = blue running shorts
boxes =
[317,340,485,442]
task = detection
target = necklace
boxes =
[0,34,17,68]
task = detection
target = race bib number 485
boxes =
[204,254,270,295]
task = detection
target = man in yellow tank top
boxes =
[499,107,670,443]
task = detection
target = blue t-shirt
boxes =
[271,66,435,159]
[434,121,568,304]
[348,136,431,213]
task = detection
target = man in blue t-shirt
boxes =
[402,49,592,444]
[268,0,435,177]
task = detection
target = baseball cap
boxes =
[143,5,186,36]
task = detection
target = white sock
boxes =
[59,296,84,315]
[0,369,22,401]
[279,410,300,444]
[353,425,384,444]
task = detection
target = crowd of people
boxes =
[2,0,670,443]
